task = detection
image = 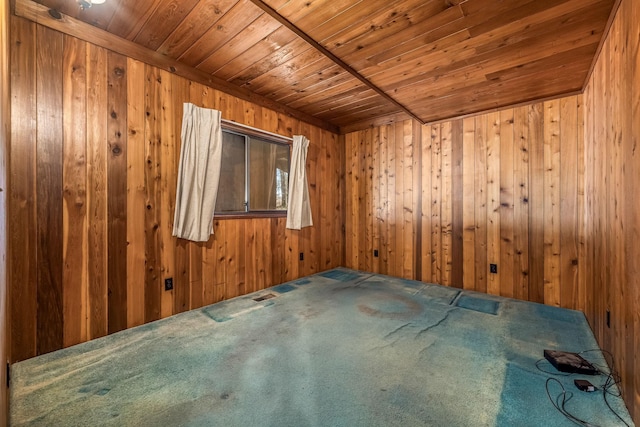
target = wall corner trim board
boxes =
[1,0,10,423]
[12,0,339,135]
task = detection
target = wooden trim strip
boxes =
[222,118,293,142]
[13,0,340,135]
[248,0,424,126]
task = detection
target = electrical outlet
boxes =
[489,264,498,274]
[299,252,304,261]
[164,277,174,291]
[374,249,379,258]
[606,310,610,328]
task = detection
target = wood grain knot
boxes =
[48,9,62,19]
[111,145,122,155]
[113,67,125,77]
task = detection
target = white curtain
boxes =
[286,135,313,230]
[172,103,222,242]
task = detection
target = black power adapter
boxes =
[574,379,596,392]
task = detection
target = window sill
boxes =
[214,211,287,220]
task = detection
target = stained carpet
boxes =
[10,268,634,426]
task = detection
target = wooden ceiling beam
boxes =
[248,0,424,125]
[12,0,340,134]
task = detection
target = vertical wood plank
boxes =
[214,221,228,302]
[394,123,405,278]
[319,129,330,271]
[271,218,285,285]
[387,125,396,277]
[420,124,432,282]
[336,130,345,269]
[543,99,561,307]
[513,106,530,301]
[125,57,146,328]
[62,35,87,347]
[499,109,514,299]
[440,122,452,286]
[402,120,415,279]
[36,25,64,355]
[430,124,442,284]
[359,129,368,272]
[144,64,162,323]
[461,118,475,290]
[559,96,579,309]
[412,120,422,281]
[582,74,595,326]
[385,125,397,275]
[528,103,545,304]
[607,31,625,372]
[344,133,353,268]
[451,119,463,289]
[0,0,8,412]
[474,115,488,294]
[485,112,501,296]
[202,233,216,306]
[346,132,358,269]
[364,127,373,272]
[371,126,380,274]
[159,69,175,319]
[245,220,258,293]
[86,45,109,339]
[379,126,389,275]
[593,45,608,347]
[625,1,640,419]
[9,16,38,361]
[106,51,128,333]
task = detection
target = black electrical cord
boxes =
[540,349,631,427]
[579,349,630,427]
[545,378,597,427]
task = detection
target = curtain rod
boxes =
[221,119,293,142]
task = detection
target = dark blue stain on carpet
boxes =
[533,302,583,323]
[318,269,362,282]
[272,283,296,293]
[455,294,499,315]
[496,358,633,426]
[294,279,312,286]
[495,363,551,426]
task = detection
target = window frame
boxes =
[215,122,292,219]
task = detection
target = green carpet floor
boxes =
[10,268,634,426]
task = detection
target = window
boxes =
[215,126,290,215]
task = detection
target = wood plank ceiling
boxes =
[33,0,615,130]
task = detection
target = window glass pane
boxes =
[248,137,290,211]
[215,131,246,212]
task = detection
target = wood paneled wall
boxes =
[584,0,639,422]
[345,95,585,309]
[1,0,10,422]
[8,15,344,362]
